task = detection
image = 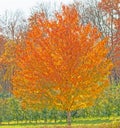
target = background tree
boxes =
[0,35,6,98]
[0,41,17,98]
[99,0,120,85]
[0,10,28,100]
[0,10,27,42]
[75,0,110,37]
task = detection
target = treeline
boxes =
[0,85,120,124]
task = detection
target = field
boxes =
[1,123,120,128]
[1,117,120,128]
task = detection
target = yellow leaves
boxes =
[0,85,2,92]
[51,53,63,66]
[0,41,17,84]
[3,64,15,81]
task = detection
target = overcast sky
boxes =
[0,0,75,16]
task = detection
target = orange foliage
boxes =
[12,6,112,111]
[98,0,119,14]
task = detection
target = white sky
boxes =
[0,0,74,16]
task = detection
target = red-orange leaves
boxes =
[12,6,112,111]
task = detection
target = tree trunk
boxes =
[35,119,37,124]
[67,111,71,127]
[54,117,57,123]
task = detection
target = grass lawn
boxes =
[0,123,120,128]
[0,117,120,128]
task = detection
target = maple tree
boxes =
[12,6,112,125]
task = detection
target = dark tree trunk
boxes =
[67,111,71,127]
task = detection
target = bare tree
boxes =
[0,10,28,42]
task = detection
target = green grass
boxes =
[0,117,120,128]
[0,123,120,128]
